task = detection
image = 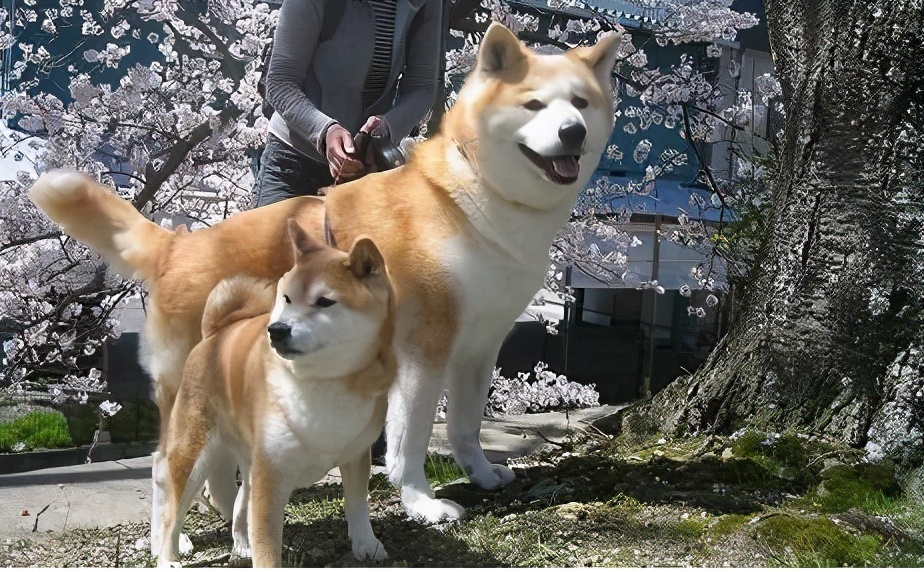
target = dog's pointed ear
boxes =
[571,30,623,88]
[477,22,528,75]
[287,218,325,258]
[347,236,386,279]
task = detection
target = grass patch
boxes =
[801,463,901,513]
[0,411,74,452]
[730,430,814,482]
[710,513,754,537]
[425,453,466,487]
[670,516,708,539]
[756,514,881,566]
[285,486,347,522]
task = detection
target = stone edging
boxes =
[0,442,157,475]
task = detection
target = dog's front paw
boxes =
[229,542,253,567]
[352,537,388,561]
[178,533,193,556]
[469,463,515,490]
[231,542,252,559]
[403,493,465,524]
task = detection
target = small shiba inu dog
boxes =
[29,22,623,526]
[155,220,395,567]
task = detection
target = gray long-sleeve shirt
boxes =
[265,0,443,163]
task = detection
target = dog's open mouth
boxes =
[518,144,581,185]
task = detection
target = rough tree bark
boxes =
[631,0,924,466]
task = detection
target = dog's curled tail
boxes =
[202,276,276,339]
[28,170,172,281]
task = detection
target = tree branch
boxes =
[681,102,729,224]
[1,231,62,254]
[174,1,248,82]
[132,105,243,211]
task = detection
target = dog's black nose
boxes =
[559,122,587,151]
[267,322,291,343]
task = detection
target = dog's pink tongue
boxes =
[551,156,580,179]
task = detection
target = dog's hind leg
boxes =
[150,383,179,557]
[446,351,516,490]
[145,309,201,555]
[201,443,238,521]
[157,413,216,566]
[150,450,167,556]
[230,458,252,561]
[386,362,464,524]
[341,450,387,561]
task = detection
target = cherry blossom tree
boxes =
[1,0,275,399]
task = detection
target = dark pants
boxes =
[251,134,334,208]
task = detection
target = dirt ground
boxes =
[2,424,923,568]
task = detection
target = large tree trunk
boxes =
[634,0,924,466]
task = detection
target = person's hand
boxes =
[324,123,365,182]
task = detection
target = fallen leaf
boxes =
[21,509,30,516]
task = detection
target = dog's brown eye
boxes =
[283,294,291,304]
[572,96,588,109]
[316,297,337,308]
[523,99,546,111]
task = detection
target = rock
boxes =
[721,448,734,460]
[866,349,924,467]
[556,502,587,520]
[820,458,847,475]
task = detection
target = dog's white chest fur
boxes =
[442,164,574,347]
[263,364,384,479]
[442,207,567,356]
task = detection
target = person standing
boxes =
[252,0,444,207]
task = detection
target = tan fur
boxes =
[157,232,396,566]
[200,276,275,339]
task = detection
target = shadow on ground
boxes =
[438,452,805,518]
[182,482,506,568]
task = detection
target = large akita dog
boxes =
[28,23,622,524]
[157,221,394,567]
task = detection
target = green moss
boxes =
[771,434,809,469]
[615,404,659,446]
[710,513,754,537]
[670,517,708,539]
[805,464,901,513]
[731,430,765,458]
[0,411,74,452]
[285,487,345,522]
[730,431,811,482]
[756,514,881,566]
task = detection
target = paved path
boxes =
[0,405,622,540]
